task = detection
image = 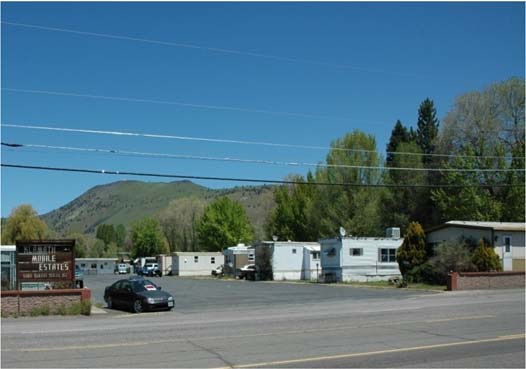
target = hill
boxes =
[41,180,276,240]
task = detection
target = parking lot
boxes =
[86,273,433,314]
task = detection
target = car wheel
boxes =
[133,299,143,313]
[107,296,113,309]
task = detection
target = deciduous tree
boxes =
[1,204,49,244]
[197,197,253,252]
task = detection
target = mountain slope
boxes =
[41,180,275,239]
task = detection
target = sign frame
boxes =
[16,239,75,290]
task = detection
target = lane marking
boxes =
[1,314,497,352]
[231,334,526,368]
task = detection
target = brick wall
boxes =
[448,272,525,291]
[1,289,91,317]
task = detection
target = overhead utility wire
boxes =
[3,164,522,188]
[1,21,420,78]
[2,142,523,173]
[3,123,523,161]
[2,88,379,124]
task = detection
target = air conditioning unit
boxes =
[386,227,401,239]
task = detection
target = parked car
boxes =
[104,277,174,313]
[211,265,224,277]
[143,263,162,277]
[238,264,257,280]
[114,263,129,274]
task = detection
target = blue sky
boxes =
[1,2,524,217]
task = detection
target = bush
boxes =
[420,239,476,284]
[80,299,92,316]
[472,239,502,272]
[397,222,427,277]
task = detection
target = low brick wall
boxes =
[448,272,525,291]
[1,289,91,317]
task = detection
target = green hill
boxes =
[41,180,275,240]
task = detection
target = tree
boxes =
[130,218,167,258]
[436,78,525,223]
[115,224,127,248]
[89,239,106,258]
[472,239,502,272]
[266,172,319,241]
[197,197,253,252]
[157,197,206,252]
[386,120,411,166]
[380,141,426,232]
[416,98,439,166]
[96,224,116,246]
[314,130,383,237]
[396,222,427,278]
[66,232,89,258]
[1,204,49,244]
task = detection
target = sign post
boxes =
[16,240,75,290]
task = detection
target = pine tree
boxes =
[386,120,410,166]
[416,98,439,166]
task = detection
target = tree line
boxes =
[2,78,524,256]
[267,78,525,241]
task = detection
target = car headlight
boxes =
[168,296,174,301]
[146,297,155,304]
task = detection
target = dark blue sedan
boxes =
[104,277,174,313]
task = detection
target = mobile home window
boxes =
[91,264,97,269]
[248,253,255,261]
[211,257,215,264]
[194,256,199,263]
[379,248,396,263]
[351,248,363,256]
[292,248,297,254]
[312,252,320,260]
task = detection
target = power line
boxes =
[1,21,421,78]
[2,87,379,124]
[3,123,523,161]
[3,142,524,173]
[3,163,523,188]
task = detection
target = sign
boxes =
[16,240,75,289]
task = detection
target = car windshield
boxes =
[132,280,158,292]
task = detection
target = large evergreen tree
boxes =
[416,98,439,166]
[386,120,410,166]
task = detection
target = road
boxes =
[1,276,524,368]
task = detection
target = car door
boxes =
[118,280,134,309]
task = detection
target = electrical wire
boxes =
[3,123,523,161]
[2,142,523,173]
[1,21,421,78]
[2,163,523,188]
[2,88,384,124]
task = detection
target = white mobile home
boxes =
[426,221,526,272]
[156,254,173,275]
[76,258,117,275]
[255,241,321,281]
[223,244,255,275]
[320,236,403,282]
[172,252,224,276]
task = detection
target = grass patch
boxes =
[29,305,50,317]
[94,302,104,309]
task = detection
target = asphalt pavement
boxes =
[1,275,524,368]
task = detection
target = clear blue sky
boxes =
[1,2,524,217]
